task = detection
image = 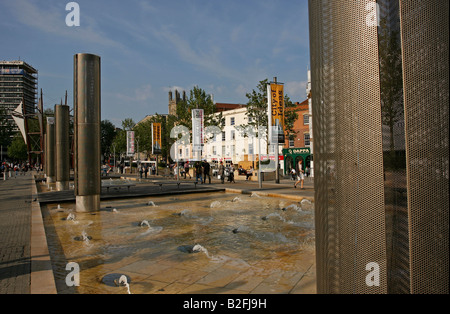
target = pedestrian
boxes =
[229,162,235,183]
[218,161,225,184]
[290,168,296,180]
[138,164,143,178]
[246,166,253,180]
[202,160,211,184]
[294,159,305,189]
[144,165,148,178]
[184,161,191,179]
[194,161,203,183]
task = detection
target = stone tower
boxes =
[168,89,186,117]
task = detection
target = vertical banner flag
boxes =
[268,83,285,144]
[192,109,204,152]
[126,131,135,156]
[152,123,162,154]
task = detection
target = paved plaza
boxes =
[0,171,315,294]
[0,173,33,294]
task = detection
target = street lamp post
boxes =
[112,143,116,173]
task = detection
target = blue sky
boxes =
[1,0,310,127]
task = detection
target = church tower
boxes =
[168,89,186,117]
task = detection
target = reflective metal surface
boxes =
[73,53,101,212]
[55,104,70,191]
[309,0,448,294]
[46,120,56,183]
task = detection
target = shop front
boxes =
[283,147,311,176]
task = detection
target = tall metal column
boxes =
[46,118,56,183]
[55,104,70,191]
[73,53,101,212]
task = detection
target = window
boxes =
[289,135,295,148]
[231,130,235,140]
[222,131,226,141]
[230,117,235,126]
[304,133,310,146]
[303,114,309,125]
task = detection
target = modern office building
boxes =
[309,0,448,294]
[0,60,38,129]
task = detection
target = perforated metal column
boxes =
[309,0,387,294]
[400,0,449,294]
[309,0,449,294]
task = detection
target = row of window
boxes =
[227,114,309,127]
[177,144,253,159]
[215,129,310,147]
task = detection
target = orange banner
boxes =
[152,123,162,154]
[270,83,284,129]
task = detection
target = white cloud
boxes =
[235,84,249,99]
[4,0,123,48]
[285,81,308,100]
[112,84,154,104]
[134,84,154,102]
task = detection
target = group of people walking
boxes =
[180,160,237,184]
[174,159,309,189]
[180,160,212,184]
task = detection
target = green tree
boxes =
[121,118,135,131]
[283,95,299,140]
[133,114,170,160]
[237,79,298,146]
[0,108,14,148]
[172,86,224,129]
[110,118,135,157]
[7,134,28,161]
[101,120,117,157]
[378,18,404,168]
[134,120,152,155]
[111,129,126,157]
[166,86,225,163]
[245,79,269,137]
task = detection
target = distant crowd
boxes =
[1,161,42,177]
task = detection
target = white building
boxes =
[175,107,269,169]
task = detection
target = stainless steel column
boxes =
[309,0,387,294]
[74,53,101,212]
[55,104,70,191]
[46,118,56,183]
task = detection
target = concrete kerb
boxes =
[30,176,57,294]
[223,187,314,202]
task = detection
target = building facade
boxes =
[0,60,38,129]
[283,99,312,175]
[174,107,269,169]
